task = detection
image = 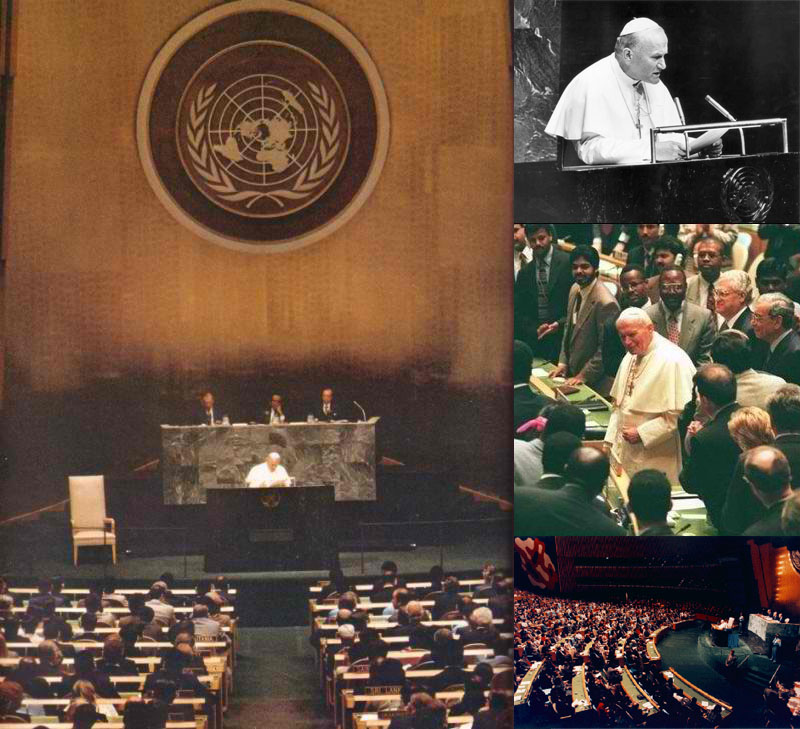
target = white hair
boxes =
[267,452,281,462]
[616,307,652,327]
[472,606,493,626]
[718,270,752,304]
[755,292,795,328]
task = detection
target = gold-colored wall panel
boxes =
[3,1,512,394]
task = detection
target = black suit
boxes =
[626,245,657,278]
[679,402,742,528]
[721,434,800,534]
[514,246,572,361]
[601,309,626,378]
[761,330,800,385]
[513,384,553,437]
[743,499,791,536]
[314,401,341,422]
[514,483,627,536]
[197,405,224,426]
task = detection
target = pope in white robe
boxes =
[246,452,291,488]
[605,307,695,486]
[545,18,686,165]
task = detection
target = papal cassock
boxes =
[605,331,695,484]
[545,53,683,165]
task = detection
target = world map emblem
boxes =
[137,0,389,252]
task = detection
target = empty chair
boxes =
[68,476,116,566]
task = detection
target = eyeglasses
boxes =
[751,312,777,322]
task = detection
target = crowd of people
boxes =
[513,223,800,536]
[0,573,231,728]
[514,591,763,727]
[313,561,514,729]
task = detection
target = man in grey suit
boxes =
[550,245,619,395]
[686,237,724,317]
[645,267,715,365]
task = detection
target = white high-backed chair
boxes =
[68,475,116,565]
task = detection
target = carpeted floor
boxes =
[657,623,765,727]
[224,627,334,729]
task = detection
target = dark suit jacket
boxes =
[743,500,790,536]
[601,310,626,378]
[626,246,657,278]
[723,307,765,363]
[679,402,742,527]
[762,330,800,385]
[314,401,342,422]
[721,434,800,534]
[513,384,553,437]
[514,246,572,355]
[514,483,627,536]
[197,406,224,426]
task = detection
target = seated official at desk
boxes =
[197,391,224,426]
[315,387,340,421]
[246,452,291,488]
[265,393,287,424]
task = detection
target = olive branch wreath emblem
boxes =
[186,81,341,210]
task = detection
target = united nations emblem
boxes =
[137,0,389,252]
[260,490,281,509]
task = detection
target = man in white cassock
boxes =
[605,307,695,485]
[246,452,291,488]
[546,18,697,165]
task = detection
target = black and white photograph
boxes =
[514,0,800,220]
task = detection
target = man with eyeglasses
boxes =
[751,293,800,385]
[645,267,715,365]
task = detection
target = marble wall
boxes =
[161,420,377,504]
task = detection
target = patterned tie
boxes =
[667,314,680,344]
[537,260,549,320]
[707,283,718,330]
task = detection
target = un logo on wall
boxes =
[137,0,389,252]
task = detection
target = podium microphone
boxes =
[674,97,686,126]
[353,401,367,422]
[705,95,737,123]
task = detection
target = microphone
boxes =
[704,95,737,122]
[353,401,367,422]
[674,97,686,126]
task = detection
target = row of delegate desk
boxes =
[516,620,732,724]
[4,588,240,729]
[308,580,512,729]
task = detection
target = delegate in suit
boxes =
[644,267,715,366]
[550,245,620,395]
[513,224,572,362]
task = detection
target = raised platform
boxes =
[515,152,799,221]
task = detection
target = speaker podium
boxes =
[205,484,336,572]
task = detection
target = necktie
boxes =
[707,283,716,316]
[707,283,718,330]
[537,260,549,320]
[667,314,680,344]
[573,292,583,326]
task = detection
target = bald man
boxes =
[605,307,695,485]
[245,452,291,488]
[514,447,626,536]
[742,446,795,536]
[545,18,688,165]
